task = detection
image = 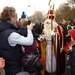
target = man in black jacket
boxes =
[0,6,33,75]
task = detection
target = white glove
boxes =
[50,30,55,36]
[37,34,45,41]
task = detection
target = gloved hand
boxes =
[40,58,45,62]
[50,30,55,36]
[37,34,45,41]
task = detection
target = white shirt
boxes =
[8,30,33,47]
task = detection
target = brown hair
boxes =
[20,19,28,27]
[0,6,16,21]
[16,21,21,28]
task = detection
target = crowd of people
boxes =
[0,6,75,75]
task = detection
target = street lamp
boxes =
[28,5,37,21]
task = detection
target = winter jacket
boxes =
[22,52,43,75]
[0,21,23,70]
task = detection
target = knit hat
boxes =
[21,11,26,18]
[70,29,75,41]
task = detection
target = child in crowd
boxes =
[67,29,75,75]
[17,18,44,75]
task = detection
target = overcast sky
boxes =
[0,0,67,19]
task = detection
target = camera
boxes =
[28,20,31,25]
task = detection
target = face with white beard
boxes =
[43,19,58,40]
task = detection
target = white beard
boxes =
[43,19,58,40]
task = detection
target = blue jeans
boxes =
[5,67,22,75]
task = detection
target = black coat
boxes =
[0,21,23,70]
[69,44,75,71]
[22,52,43,75]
